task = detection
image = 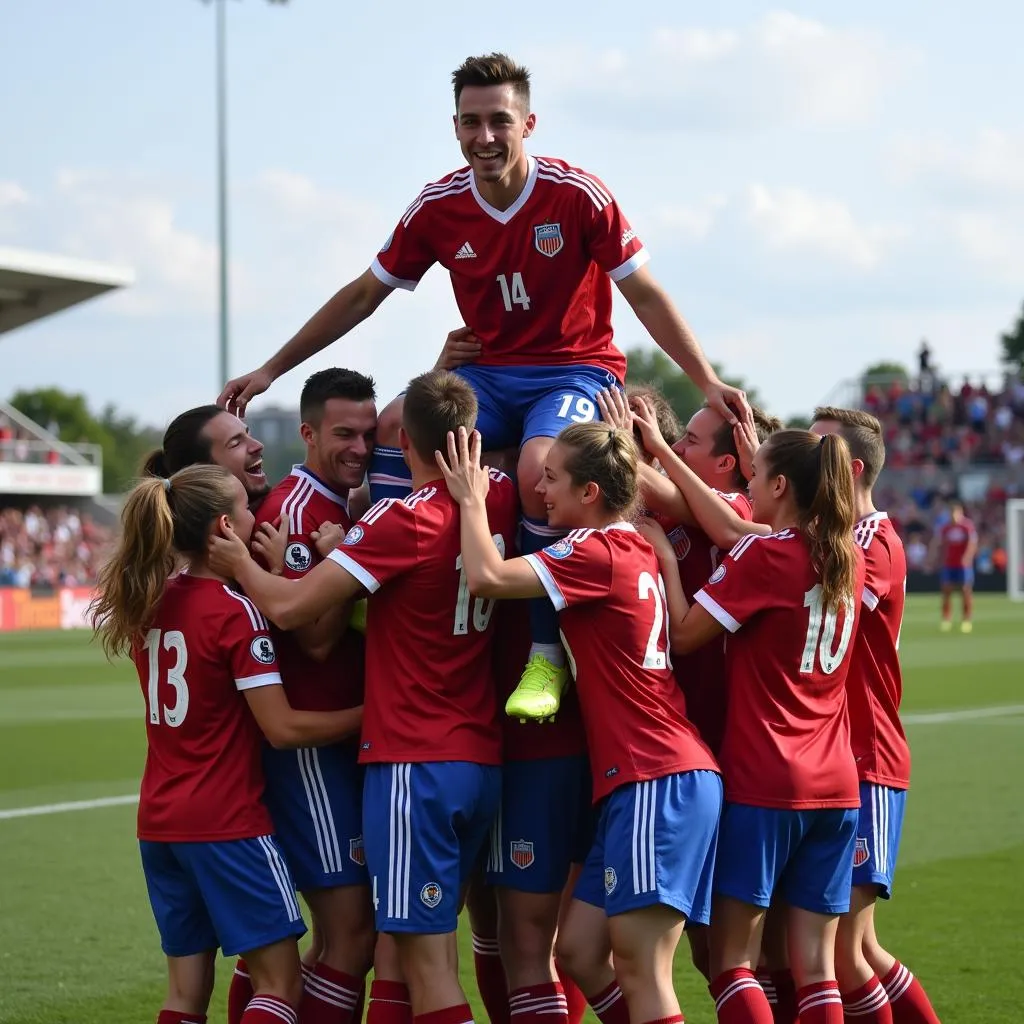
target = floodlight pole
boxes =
[215,0,230,389]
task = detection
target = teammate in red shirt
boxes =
[936,501,978,633]
[812,408,941,1024]
[647,430,864,1024]
[219,51,750,724]
[208,371,515,1024]
[89,465,362,1024]
[437,422,721,1024]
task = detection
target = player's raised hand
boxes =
[631,395,670,456]
[595,388,632,431]
[733,419,760,482]
[208,519,253,579]
[434,326,482,370]
[252,515,290,575]
[436,426,490,505]
[218,365,274,418]
[311,520,346,557]
[637,516,675,564]
[703,378,753,430]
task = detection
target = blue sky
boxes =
[3,0,1023,426]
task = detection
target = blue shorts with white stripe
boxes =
[574,769,722,923]
[140,834,306,957]
[852,781,907,899]
[262,742,367,892]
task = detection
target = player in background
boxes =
[208,370,517,1024]
[234,369,378,1024]
[88,466,363,1024]
[646,430,864,1024]
[935,501,978,633]
[811,409,941,1024]
[437,422,722,1024]
[219,52,751,725]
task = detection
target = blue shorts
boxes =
[852,782,907,899]
[485,755,594,894]
[574,770,722,923]
[262,743,368,892]
[363,761,501,934]
[454,364,621,449]
[940,566,974,587]
[140,835,306,958]
[714,803,858,915]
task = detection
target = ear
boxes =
[523,112,537,138]
[397,425,411,456]
[851,458,866,480]
[299,422,316,447]
[452,113,459,136]
[716,452,737,477]
[215,513,232,538]
[579,481,600,507]
[771,474,788,500]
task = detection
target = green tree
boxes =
[786,414,812,430]
[999,301,1024,374]
[861,361,909,388]
[624,347,760,422]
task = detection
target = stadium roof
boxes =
[0,247,135,336]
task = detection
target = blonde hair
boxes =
[89,465,237,658]
[558,422,640,517]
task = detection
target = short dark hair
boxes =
[710,405,783,487]
[402,370,478,462]
[142,405,222,478]
[300,368,376,427]
[624,383,682,447]
[812,406,886,488]
[452,52,531,112]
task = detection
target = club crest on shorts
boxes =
[708,564,727,585]
[349,836,365,867]
[853,837,870,867]
[284,542,312,573]
[249,636,277,665]
[343,525,364,546]
[544,538,574,559]
[604,866,618,894]
[420,882,442,908]
[534,222,564,258]
[510,840,535,870]
[667,526,691,561]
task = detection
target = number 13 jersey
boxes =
[370,155,648,383]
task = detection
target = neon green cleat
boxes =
[960,620,973,634]
[940,620,952,632]
[348,598,367,635]
[505,654,568,723]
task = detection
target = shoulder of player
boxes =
[726,526,797,561]
[399,166,474,225]
[534,155,615,211]
[213,584,272,635]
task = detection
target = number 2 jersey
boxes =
[131,574,282,842]
[524,523,718,803]
[695,529,865,809]
[371,155,648,383]
[328,474,518,766]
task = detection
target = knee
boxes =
[499,911,557,971]
[376,395,404,448]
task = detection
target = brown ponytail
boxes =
[559,422,639,517]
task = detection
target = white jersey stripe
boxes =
[536,159,613,207]
[400,764,412,919]
[399,171,472,222]
[281,478,314,535]
[402,179,473,227]
[307,748,343,875]
[222,586,268,631]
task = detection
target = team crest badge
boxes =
[343,525,364,546]
[510,840,535,870]
[284,542,312,572]
[534,222,564,258]
[667,526,691,561]
[349,836,365,867]
[604,867,618,895]
[249,636,277,665]
[544,538,574,560]
[853,837,870,867]
[420,882,443,908]
[709,564,727,585]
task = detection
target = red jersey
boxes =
[525,523,718,803]
[694,529,863,810]
[495,600,587,762]
[255,467,364,712]
[940,517,977,568]
[371,155,648,382]
[662,491,754,754]
[849,512,911,789]
[133,574,281,842]
[328,473,518,765]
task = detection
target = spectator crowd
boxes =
[0,506,112,589]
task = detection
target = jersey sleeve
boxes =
[486,471,520,553]
[582,181,650,283]
[713,490,754,522]
[524,531,613,611]
[327,498,417,592]
[861,540,891,611]
[222,601,283,691]
[693,535,775,632]
[369,195,440,291]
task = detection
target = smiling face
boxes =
[302,397,377,493]
[672,407,735,487]
[201,412,268,500]
[454,83,535,186]
[535,441,590,529]
[747,444,786,525]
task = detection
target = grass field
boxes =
[1,594,1023,1023]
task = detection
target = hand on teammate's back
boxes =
[434,326,482,370]
[218,366,274,419]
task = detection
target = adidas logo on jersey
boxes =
[454,241,477,260]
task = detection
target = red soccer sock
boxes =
[588,982,630,1024]
[157,1012,206,1024]
[755,970,777,1010]
[412,1005,474,1024]
[243,996,298,1024]
[300,962,363,1023]
[795,981,842,1024]
[555,963,588,1024]
[710,968,774,1024]
[639,1018,684,1024]
[366,980,413,1024]
[471,931,509,1024]
[228,959,254,1024]
[842,976,892,1023]
[353,984,366,1023]
[769,970,798,1024]
[880,962,941,1024]
[509,983,567,1024]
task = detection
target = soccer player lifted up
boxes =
[219,52,751,720]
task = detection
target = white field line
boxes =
[902,703,1024,725]
[0,794,138,821]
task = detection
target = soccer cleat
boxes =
[940,620,952,632]
[348,598,367,635]
[505,654,568,723]
[960,620,973,633]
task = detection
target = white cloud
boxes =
[0,181,30,208]
[894,129,1024,195]
[946,211,1022,284]
[653,194,728,241]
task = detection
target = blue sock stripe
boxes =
[368,447,412,502]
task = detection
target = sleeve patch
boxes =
[543,538,575,559]
[343,525,365,545]
[284,541,312,573]
[249,636,277,665]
